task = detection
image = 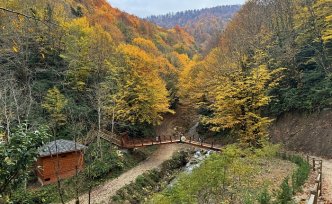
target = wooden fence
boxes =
[306,156,323,204]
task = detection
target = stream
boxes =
[167,122,215,188]
[168,149,213,188]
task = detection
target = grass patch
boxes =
[149,143,283,203]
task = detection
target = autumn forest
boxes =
[0,0,332,203]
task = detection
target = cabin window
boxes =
[44,178,50,181]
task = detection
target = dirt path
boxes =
[307,157,332,204]
[68,144,187,204]
[321,157,332,203]
[295,156,332,204]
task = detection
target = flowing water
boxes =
[168,149,213,188]
[188,122,199,138]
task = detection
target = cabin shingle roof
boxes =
[38,139,86,157]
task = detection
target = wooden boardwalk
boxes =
[100,131,222,151]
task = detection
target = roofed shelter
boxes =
[36,139,86,185]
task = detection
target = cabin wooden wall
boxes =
[37,151,84,185]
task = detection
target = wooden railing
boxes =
[122,135,180,148]
[98,131,223,151]
[182,136,222,151]
[124,135,223,151]
[307,157,323,204]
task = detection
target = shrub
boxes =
[161,151,189,173]
[84,143,124,179]
[85,159,113,179]
[277,177,293,204]
[135,174,156,189]
[291,156,310,193]
[255,143,280,158]
[11,189,53,204]
[257,188,271,204]
[148,169,162,182]
[243,192,255,204]
[279,153,310,194]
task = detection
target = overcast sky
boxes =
[107,0,245,18]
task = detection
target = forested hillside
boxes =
[179,0,332,145]
[0,0,198,199]
[146,5,241,53]
[1,0,332,203]
[0,0,196,141]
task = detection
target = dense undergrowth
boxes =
[276,153,311,204]
[11,143,157,204]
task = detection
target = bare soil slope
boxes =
[155,103,198,137]
[270,109,332,158]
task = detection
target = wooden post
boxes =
[189,137,191,143]
[315,176,320,197]
[320,173,322,196]
[141,139,144,146]
[317,175,322,196]
[310,187,317,204]
[170,136,172,142]
[319,161,322,195]
[308,195,315,204]
[313,158,316,171]
[211,142,214,148]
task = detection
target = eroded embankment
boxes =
[270,109,332,158]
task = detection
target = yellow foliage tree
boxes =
[202,66,284,147]
[42,87,68,126]
[315,0,332,66]
[62,17,115,91]
[61,17,94,91]
[179,48,235,103]
[132,37,160,56]
[114,44,174,125]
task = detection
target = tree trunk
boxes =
[97,99,103,159]
[111,106,115,134]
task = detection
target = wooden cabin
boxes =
[36,139,86,185]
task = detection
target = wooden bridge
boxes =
[99,130,222,151]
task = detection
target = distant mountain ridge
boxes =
[146,5,241,53]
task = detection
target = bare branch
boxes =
[0,7,58,27]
